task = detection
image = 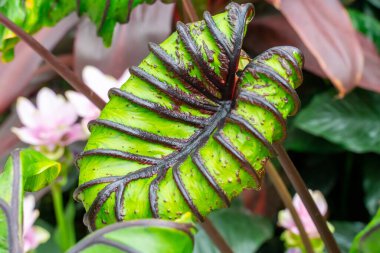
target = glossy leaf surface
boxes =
[0,149,60,253]
[295,89,380,154]
[68,218,195,253]
[75,3,304,230]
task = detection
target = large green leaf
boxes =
[350,208,380,253]
[0,0,172,61]
[332,221,365,253]
[75,3,304,231]
[0,148,60,253]
[194,207,273,253]
[295,89,380,154]
[349,9,380,52]
[67,218,195,253]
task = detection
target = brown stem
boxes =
[201,218,233,253]
[182,0,199,22]
[273,144,340,253]
[0,13,106,109]
[266,161,314,253]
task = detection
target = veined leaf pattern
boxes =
[75,3,304,231]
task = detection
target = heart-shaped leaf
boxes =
[75,3,304,231]
[0,149,60,253]
[68,217,195,253]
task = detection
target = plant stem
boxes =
[182,0,199,22]
[273,144,340,253]
[51,182,71,251]
[266,161,314,253]
[201,218,233,253]
[0,13,106,109]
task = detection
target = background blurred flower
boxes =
[278,190,328,238]
[12,88,86,152]
[23,195,50,252]
[65,65,130,136]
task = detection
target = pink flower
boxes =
[23,195,50,252]
[278,190,328,238]
[12,88,86,151]
[66,66,130,136]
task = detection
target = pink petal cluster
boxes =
[278,190,328,238]
[13,66,130,149]
[12,88,86,150]
[23,195,49,252]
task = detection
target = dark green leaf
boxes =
[350,209,380,253]
[349,9,380,52]
[295,89,380,154]
[75,3,304,231]
[332,221,365,253]
[0,149,60,253]
[362,159,380,215]
[67,218,196,253]
[194,207,273,253]
[367,0,380,9]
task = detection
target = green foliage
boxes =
[362,159,380,216]
[75,3,304,230]
[333,221,365,253]
[67,217,195,253]
[0,0,172,61]
[295,89,380,154]
[349,9,380,52]
[350,208,380,253]
[0,148,60,253]
[194,207,273,253]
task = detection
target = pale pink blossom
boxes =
[12,88,86,151]
[278,190,328,238]
[66,66,130,136]
[23,195,49,252]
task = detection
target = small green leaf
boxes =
[362,159,380,215]
[67,218,196,253]
[295,89,380,154]
[194,207,274,253]
[349,9,380,52]
[0,148,60,253]
[350,209,380,253]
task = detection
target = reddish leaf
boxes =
[357,33,380,93]
[74,2,175,79]
[0,14,78,113]
[265,0,364,96]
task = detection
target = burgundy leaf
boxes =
[265,0,364,96]
[0,14,78,113]
[74,2,175,79]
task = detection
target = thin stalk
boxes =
[51,182,73,251]
[182,0,199,22]
[201,218,233,253]
[273,144,340,253]
[266,161,314,253]
[0,13,106,109]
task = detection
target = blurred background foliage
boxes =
[0,0,379,252]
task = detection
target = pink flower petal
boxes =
[82,65,118,102]
[65,90,100,119]
[16,98,39,128]
[61,123,88,145]
[12,127,44,146]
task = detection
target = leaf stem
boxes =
[51,182,72,251]
[182,0,199,22]
[201,218,233,253]
[273,144,340,253]
[266,161,314,253]
[0,13,106,109]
